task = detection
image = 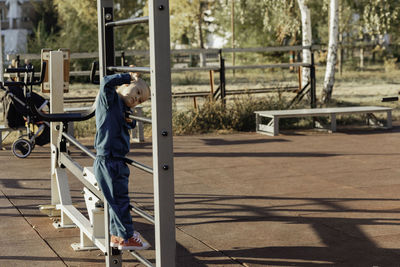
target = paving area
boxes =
[2,126,400,266]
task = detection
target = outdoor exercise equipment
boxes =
[31,1,175,266]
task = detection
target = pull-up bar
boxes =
[107,66,151,73]
[105,16,149,27]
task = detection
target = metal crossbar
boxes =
[107,66,151,73]
[105,16,149,27]
[127,114,152,124]
[225,62,312,70]
[62,132,96,159]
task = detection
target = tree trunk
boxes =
[198,2,206,67]
[322,0,339,103]
[297,0,312,89]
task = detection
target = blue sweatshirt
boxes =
[94,73,136,158]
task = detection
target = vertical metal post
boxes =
[218,50,226,105]
[97,1,121,266]
[231,0,235,77]
[310,52,316,108]
[149,0,176,266]
[97,0,114,79]
[121,51,126,66]
[49,51,65,205]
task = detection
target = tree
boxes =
[28,0,59,53]
[53,0,147,52]
[297,0,312,89]
[169,0,212,48]
[322,0,339,103]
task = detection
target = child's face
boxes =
[120,81,150,108]
[124,86,146,107]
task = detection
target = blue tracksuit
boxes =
[93,73,136,240]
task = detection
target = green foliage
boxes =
[28,0,59,52]
[167,0,213,48]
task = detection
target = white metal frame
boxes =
[45,1,175,266]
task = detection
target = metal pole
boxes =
[310,52,316,108]
[218,50,226,105]
[149,0,176,266]
[97,1,121,266]
[231,0,235,76]
[97,0,114,79]
[121,51,125,66]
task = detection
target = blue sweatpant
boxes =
[94,156,134,240]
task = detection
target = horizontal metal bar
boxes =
[107,66,151,73]
[173,91,211,97]
[225,62,312,70]
[130,251,154,267]
[60,152,103,201]
[10,45,322,61]
[105,16,149,27]
[130,205,155,224]
[127,114,152,124]
[226,87,299,95]
[171,66,220,72]
[64,97,96,103]
[62,132,96,160]
[222,45,317,53]
[124,158,153,174]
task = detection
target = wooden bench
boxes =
[255,106,393,136]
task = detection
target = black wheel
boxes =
[12,138,32,158]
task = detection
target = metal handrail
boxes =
[62,132,96,160]
[127,114,152,124]
[107,66,151,73]
[105,16,149,27]
[130,205,155,224]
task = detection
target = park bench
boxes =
[255,106,393,136]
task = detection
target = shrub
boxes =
[172,95,292,135]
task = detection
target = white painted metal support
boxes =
[149,0,176,266]
[50,51,65,206]
[53,168,75,228]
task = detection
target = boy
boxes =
[93,71,151,250]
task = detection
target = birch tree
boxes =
[322,0,339,103]
[296,0,312,89]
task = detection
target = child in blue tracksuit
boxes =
[94,72,150,250]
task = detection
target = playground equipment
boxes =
[29,0,175,266]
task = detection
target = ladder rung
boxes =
[107,66,151,73]
[127,114,152,124]
[130,205,155,224]
[105,16,149,27]
[62,132,96,160]
[125,157,153,174]
[130,251,154,267]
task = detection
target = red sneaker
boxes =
[118,231,150,250]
